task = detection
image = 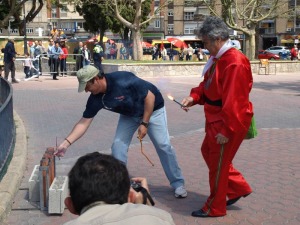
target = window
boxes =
[184,24,196,34]
[184,12,194,20]
[61,22,73,29]
[60,5,67,17]
[154,19,160,28]
[168,24,174,34]
[52,7,57,18]
[11,29,18,34]
[77,22,84,29]
[26,28,34,33]
[168,9,173,16]
[168,24,174,31]
[196,7,210,15]
[154,6,159,16]
[0,29,2,34]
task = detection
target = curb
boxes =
[0,111,27,222]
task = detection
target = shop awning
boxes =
[281,39,295,44]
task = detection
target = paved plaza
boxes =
[1,70,300,225]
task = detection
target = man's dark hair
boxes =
[68,152,130,214]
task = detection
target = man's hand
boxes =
[130,177,152,205]
[54,140,70,157]
[138,125,148,140]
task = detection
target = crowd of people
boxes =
[152,43,208,62]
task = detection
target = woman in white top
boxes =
[161,47,167,60]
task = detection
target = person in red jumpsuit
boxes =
[181,16,253,217]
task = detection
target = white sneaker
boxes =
[175,186,187,198]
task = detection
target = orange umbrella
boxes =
[167,37,187,49]
[142,41,152,48]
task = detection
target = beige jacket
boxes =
[63,203,175,225]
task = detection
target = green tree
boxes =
[75,2,109,46]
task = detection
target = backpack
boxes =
[34,46,41,58]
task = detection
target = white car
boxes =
[265,46,290,56]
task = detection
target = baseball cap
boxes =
[77,65,99,92]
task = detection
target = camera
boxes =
[130,181,155,206]
[131,181,143,192]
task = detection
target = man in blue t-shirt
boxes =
[56,65,187,199]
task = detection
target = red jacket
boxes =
[60,47,68,59]
[190,48,253,138]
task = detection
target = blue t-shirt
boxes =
[83,71,164,118]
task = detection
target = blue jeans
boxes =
[111,107,185,189]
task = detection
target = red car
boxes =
[258,50,280,60]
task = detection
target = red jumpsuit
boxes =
[190,48,253,216]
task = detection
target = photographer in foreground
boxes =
[63,152,175,225]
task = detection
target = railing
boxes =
[0,77,15,181]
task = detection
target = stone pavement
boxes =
[1,71,300,225]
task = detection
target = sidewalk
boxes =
[1,71,300,225]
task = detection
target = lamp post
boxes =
[8,16,15,36]
[23,4,28,54]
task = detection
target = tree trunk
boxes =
[249,32,256,61]
[132,29,143,60]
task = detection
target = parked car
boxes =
[258,50,280,60]
[265,46,290,57]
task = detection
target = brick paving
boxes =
[2,71,300,225]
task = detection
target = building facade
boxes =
[143,0,300,50]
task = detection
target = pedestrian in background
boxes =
[47,39,55,71]
[50,41,63,80]
[120,44,127,60]
[23,52,33,78]
[181,16,253,218]
[93,41,104,71]
[73,42,83,71]
[38,40,46,75]
[82,44,91,66]
[290,45,298,61]
[55,65,188,199]
[152,44,159,60]
[186,44,194,61]
[169,45,175,61]
[3,37,18,83]
[110,43,118,59]
[161,46,167,60]
[105,40,111,59]
[59,41,68,76]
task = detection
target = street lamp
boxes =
[8,16,15,37]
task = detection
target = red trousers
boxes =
[201,121,252,216]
